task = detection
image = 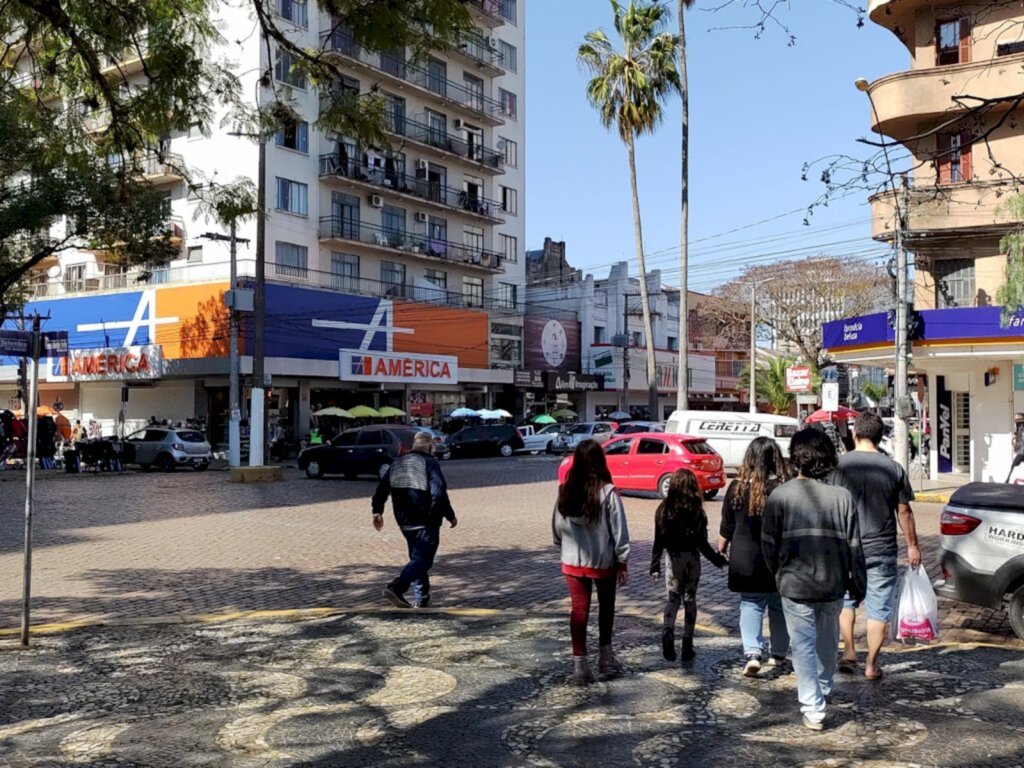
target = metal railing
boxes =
[456,33,504,68]
[468,0,503,20]
[107,151,184,178]
[318,154,503,218]
[393,115,505,170]
[318,217,503,270]
[320,27,506,121]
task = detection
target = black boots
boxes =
[680,636,695,661]
[662,627,677,661]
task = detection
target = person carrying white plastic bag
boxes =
[894,565,939,642]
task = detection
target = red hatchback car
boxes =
[557,432,726,499]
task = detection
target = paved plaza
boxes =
[0,457,1021,766]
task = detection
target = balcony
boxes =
[869,179,1023,242]
[864,53,1024,140]
[385,114,504,173]
[318,153,504,222]
[108,151,185,184]
[318,217,504,272]
[467,0,506,28]
[99,32,148,79]
[320,28,507,126]
[449,33,504,75]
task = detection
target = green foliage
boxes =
[738,355,797,415]
[996,195,1024,323]
[860,381,888,406]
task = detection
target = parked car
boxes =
[665,410,798,468]
[551,421,617,453]
[614,421,665,435]
[557,432,725,499]
[934,482,1024,639]
[298,425,416,479]
[416,426,452,460]
[517,424,562,454]
[446,424,524,458]
[122,427,212,472]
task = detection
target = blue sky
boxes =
[524,1,908,292]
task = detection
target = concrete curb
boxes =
[915,492,952,504]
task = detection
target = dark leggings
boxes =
[565,574,617,656]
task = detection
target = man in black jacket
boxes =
[763,428,866,731]
[372,432,457,608]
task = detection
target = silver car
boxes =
[935,482,1024,640]
[124,427,212,472]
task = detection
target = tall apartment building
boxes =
[1,0,526,442]
[825,0,1024,481]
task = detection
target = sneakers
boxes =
[661,628,677,661]
[742,653,762,677]
[679,637,695,662]
[412,596,430,609]
[801,715,825,731]
[382,584,411,609]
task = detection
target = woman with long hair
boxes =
[718,436,791,676]
[553,439,630,685]
[650,469,727,662]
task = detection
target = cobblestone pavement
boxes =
[0,457,1015,642]
[1,611,1023,767]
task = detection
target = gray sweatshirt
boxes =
[552,484,630,570]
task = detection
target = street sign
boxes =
[42,331,68,358]
[822,382,840,411]
[785,365,812,393]
[796,392,818,405]
[0,330,32,356]
[1015,364,1024,391]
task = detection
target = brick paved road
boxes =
[0,457,1016,642]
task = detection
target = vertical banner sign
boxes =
[937,375,953,474]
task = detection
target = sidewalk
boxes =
[1,609,1022,767]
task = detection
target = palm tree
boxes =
[579,0,681,420]
[740,355,796,415]
[676,0,695,411]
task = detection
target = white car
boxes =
[551,422,617,453]
[935,482,1024,640]
[516,424,561,454]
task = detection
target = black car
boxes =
[446,424,524,458]
[298,425,416,479]
[614,421,665,435]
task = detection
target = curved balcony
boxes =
[869,179,1024,241]
[868,0,961,51]
[863,53,1024,140]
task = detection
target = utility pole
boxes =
[250,136,267,467]
[620,295,631,416]
[893,174,911,471]
[741,277,775,414]
[20,315,40,646]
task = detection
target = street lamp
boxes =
[741,277,775,414]
[856,77,911,471]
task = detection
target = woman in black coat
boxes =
[718,437,791,677]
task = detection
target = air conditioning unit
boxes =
[480,252,500,269]
[416,159,429,171]
[488,36,499,49]
[370,194,384,208]
[415,212,428,223]
[453,118,466,132]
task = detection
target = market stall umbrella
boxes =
[347,405,382,419]
[608,411,630,421]
[449,407,479,419]
[377,406,407,418]
[805,406,859,423]
[551,409,577,420]
[477,408,512,420]
[532,414,557,425]
[312,407,353,418]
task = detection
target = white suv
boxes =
[935,482,1024,640]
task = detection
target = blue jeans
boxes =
[739,592,789,659]
[781,597,842,724]
[395,527,440,603]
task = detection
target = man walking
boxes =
[833,411,920,681]
[763,428,866,730]
[372,431,457,608]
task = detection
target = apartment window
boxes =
[330,252,359,291]
[64,264,86,293]
[463,73,484,111]
[491,338,521,364]
[934,258,975,308]
[428,215,448,244]
[594,326,606,344]
[499,88,517,119]
[381,47,406,78]
[424,57,447,95]
[186,246,203,264]
[937,132,972,184]
[381,205,406,247]
[501,186,517,215]
[499,233,518,264]
[463,276,484,308]
[274,49,307,89]
[667,336,678,352]
[498,40,517,72]
[276,177,308,215]
[936,18,971,66]
[425,109,447,147]
[500,137,518,168]
[381,260,406,296]
[997,39,1024,57]
[496,282,518,310]
[463,226,484,261]
[275,242,308,277]
[499,0,517,23]
[384,94,406,135]
[279,0,307,27]
[425,268,448,290]
[274,120,309,153]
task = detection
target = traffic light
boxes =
[908,307,923,341]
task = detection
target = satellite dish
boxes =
[496,139,507,151]
[46,265,62,279]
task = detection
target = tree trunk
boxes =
[676,0,689,413]
[625,133,659,420]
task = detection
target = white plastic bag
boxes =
[895,565,939,642]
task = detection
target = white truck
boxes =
[664,410,799,469]
[516,424,562,454]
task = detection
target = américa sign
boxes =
[50,345,164,382]
[340,350,458,385]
